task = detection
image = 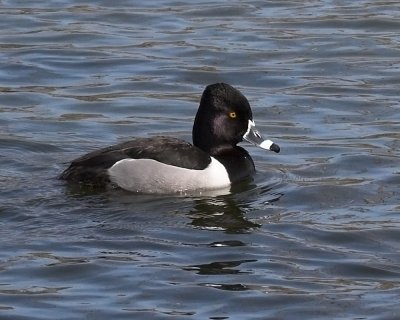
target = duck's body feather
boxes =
[60,136,211,185]
[108,157,230,193]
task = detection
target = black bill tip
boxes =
[270,143,280,153]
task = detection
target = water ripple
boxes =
[1,1,400,319]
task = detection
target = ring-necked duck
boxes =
[60,83,280,193]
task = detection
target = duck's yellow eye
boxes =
[229,112,237,119]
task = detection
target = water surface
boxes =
[1,1,400,319]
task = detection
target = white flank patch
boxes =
[107,157,231,194]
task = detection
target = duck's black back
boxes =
[60,136,211,185]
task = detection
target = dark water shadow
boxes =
[188,196,262,233]
[59,176,284,236]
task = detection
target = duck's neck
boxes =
[193,129,234,156]
[213,146,255,183]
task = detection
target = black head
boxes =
[192,83,253,154]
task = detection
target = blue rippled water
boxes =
[1,1,400,319]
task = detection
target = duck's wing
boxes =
[59,136,211,184]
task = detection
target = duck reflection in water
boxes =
[188,182,283,234]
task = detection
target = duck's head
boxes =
[192,83,280,155]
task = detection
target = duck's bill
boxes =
[243,120,280,153]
